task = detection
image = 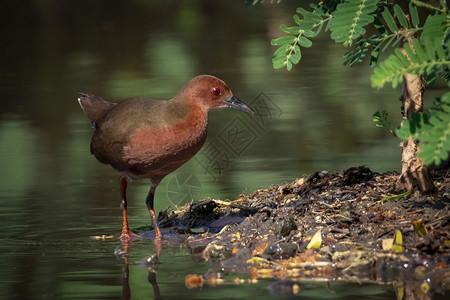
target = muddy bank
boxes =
[154,166,449,298]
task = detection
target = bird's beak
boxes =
[223,95,254,115]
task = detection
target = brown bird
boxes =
[78,75,254,242]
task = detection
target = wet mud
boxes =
[153,166,450,298]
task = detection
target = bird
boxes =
[78,75,254,243]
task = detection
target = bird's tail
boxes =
[78,93,116,128]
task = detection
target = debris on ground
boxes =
[152,166,449,298]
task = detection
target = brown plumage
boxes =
[78,75,254,242]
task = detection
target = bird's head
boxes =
[180,75,254,115]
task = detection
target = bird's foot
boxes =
[120,230,142,243]
[154,226,163,241]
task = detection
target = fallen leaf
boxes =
[307,229,322,249]
[412,219,428,237]
[382,239,394,251]
[393,281,404,300]
[392,230,403,253]
[420,282,430,293]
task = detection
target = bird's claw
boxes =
[120,230,142,242]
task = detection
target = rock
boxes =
[263,242,298,260]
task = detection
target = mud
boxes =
[154,166,450,298]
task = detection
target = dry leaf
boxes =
[307,229,322,249]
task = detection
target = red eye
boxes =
[212,87,221,96]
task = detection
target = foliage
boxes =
[271,5,331,70]
[245,0,281,5]
[329,0,378,46]
[271,4,331,70]
[371,38,450,88]
[373,110,395,136]
[396,91,450,165]
[263,0,450,167]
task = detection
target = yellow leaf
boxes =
[382,239,394,251]
[420,282,430,293]
[412,219,428,237]
[393,281,404,300]
[307,229,322,249]
[392,244,403,253]
[394,230,403,245]
[247,257,269,266]
[392,230,403,253]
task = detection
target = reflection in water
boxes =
[147,272,163,300]
[118,241,163,300]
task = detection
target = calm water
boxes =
[1,1,446,299]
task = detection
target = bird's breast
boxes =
[121,108,208,179]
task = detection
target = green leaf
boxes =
[330,0,378,46]
[272,56,287,69]
[409,2,419,28]
[280,24,301,35]
[271,35,296,45]
[298,36,312,48]
[292,45,301,63]
[289,47,301,64]
[273,44,290,57]
[403,43,419,64]
[421,13,447,44]
[286,60,293,71]
[412,39,427,62]
[394,48,410,67]
[392,35,404,48]
[424,38,437,61]
[373,110,388,127]
[381,7,398,33]
[396,120,414,140]
[394,5,408,28]
[434,38,446,61]
[381,35,395,52]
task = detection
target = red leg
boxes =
[119,175,141,242]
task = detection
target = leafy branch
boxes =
[373,110,395,136]
[271,6,331,70]
[263,0,450,169]
[329,0,378,46]
[396,91,450,165]
[245,0,281,5]
[411,0,447,13]
[371,38,450,88]
[344,3,422,67]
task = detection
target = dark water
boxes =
[1,1,446,299]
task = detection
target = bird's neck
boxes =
[167,97,209,143]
